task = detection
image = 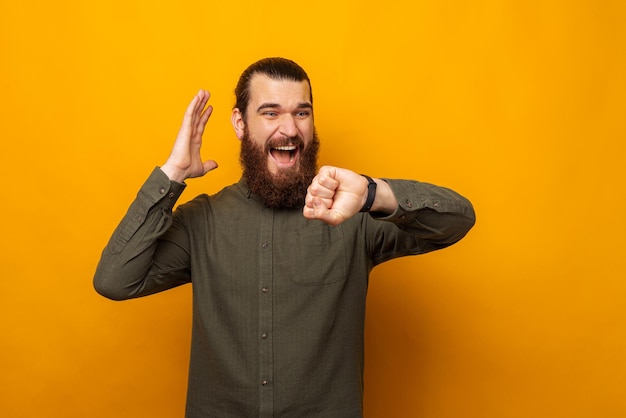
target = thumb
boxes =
[202,160,219,175]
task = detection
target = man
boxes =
[94,57,475,417]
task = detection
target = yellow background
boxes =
[2,1,625,417]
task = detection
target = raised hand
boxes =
[161,90,218,183]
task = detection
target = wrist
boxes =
[160,163,187,183]
[359,175,377,212]
[369,178,398,214]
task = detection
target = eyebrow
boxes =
[256,102,313,112]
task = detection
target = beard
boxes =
[239,128,320,209]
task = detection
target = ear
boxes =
[231,108,245,140]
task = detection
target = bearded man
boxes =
[94,57,475,418]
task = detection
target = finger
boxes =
[308,177,336,199]
[202,159,219,175]
[185,90,203,118]
[315,171,340,192]
[317,165,337,179]
[196,90,211,117]
[312,196,330,217]
[303,207,343,225]
[198,105,213,131]
[305,191,329,209]
[302,195,323,217]
[302,205,315,220]
[190,92,212,138]
[180,92,202,138]
[311,197,344,226]
[181,106,196,137]
[186,90,209,131]
[303,196,327,218]
[314,197,333,210]
[304,191,314,209]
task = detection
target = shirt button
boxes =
[405,200,413,208]
[159,187,166,194]
[168,192,175,198]
[261,287,269,293]
[262,242,269,248]
[261,333,268,339]
[262,380,269,386]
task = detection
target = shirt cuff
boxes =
[139,167,186,207]
[369,178,467,224]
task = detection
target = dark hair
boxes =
[234,57,313,121]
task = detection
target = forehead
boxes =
[247,74,311,109]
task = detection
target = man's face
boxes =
[233,74,315,175]
[232,73,319,208]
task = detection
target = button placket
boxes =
[258,209,274,417]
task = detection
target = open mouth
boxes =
[269,145,299,165]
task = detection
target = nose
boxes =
[278,114,298,138]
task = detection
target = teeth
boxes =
[274,145,296,151]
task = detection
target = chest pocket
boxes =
[278,222,348,286]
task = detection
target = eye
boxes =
[295,111,310,118]
[262,111,278,118]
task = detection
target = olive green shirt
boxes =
[94,167,475,418]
